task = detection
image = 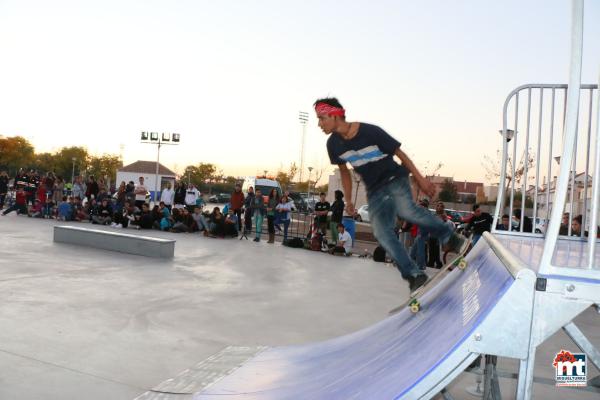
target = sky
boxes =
[1,0,599,186]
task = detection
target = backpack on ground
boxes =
[373,246,386,262]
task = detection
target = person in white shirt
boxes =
[185,184,200,212]
[160,182,175,210]
[134,176,148,209]
[330,223,353,255]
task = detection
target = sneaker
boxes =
[409,273,428,292]
[116,224,123,228]
[253,237,259,242]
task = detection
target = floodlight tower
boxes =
[140,132,180,203]
[299,111,309,183]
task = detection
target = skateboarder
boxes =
[315,97,467,292]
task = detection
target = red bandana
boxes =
[315,102,345,117]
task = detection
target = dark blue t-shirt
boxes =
[327,123,409,194]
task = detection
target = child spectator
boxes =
[224,209,239,237]
[57,196,73,221]
[329,223,353,255]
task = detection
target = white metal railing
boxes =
[492,2,599,274]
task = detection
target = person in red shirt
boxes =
[2,189,27,216]
[230,184,245,233]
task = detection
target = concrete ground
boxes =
[0,214,598,399]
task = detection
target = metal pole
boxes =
[588,74,600,268]
[540,0,584,276]
[71,158,76,186]
[155,141,161,205]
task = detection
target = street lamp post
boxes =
[299,111,309,183]
[307,166,313,202]
[141,132,180,205]
[71,157,76,185]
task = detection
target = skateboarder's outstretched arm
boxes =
[395,148,436,198]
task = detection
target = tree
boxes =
[87,155,123,186]
[53,147,90,181]
[183,163,218,189]
[276,162,298,190]
[483,149,535,210]
[438,179,458,202]
[0,136,35,174]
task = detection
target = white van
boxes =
[242,177,282,202]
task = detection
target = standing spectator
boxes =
[329,190,344,245]
[185,183,200,212]
[467,204,494,244]
[1,188,27,216]
[24,171,37,205]
[409,199,430,270]
[230,184,245,232]
[571,214,588,237]
[314,192,331,235]
[161,182,175,210]
[243,186,255,234]
[134,176,147,209]
[251,189,266,242]
[124,181,136,204]
[0,170,9,210]
[266,188,279,244]
[86,176,99,200]
[114,181,127,213]
[52,177,65,206]
[276,194,293,242]
[72,176,86,201]
[428,201,446,268]
[174,181,187,209]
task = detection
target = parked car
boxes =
[208,193,231,203]
[534,217,548,234]
[288,192,308,212]
[355,204,369,222]
[241,177,282,203]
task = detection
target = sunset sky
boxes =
[1,0,599,185]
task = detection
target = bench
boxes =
[53,225,175,258]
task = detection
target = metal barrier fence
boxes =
[493,84,598,241]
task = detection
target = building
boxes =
[116,160,177,201]
[535,172,596,222]
[426,175,484,203]
[326,168,368,209]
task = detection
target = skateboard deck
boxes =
[389,235,472,315]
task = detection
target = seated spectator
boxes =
[72,196,88,221]
[224,209,239,237]
[496,214,512,231]
[559,212,570,235]
[329,223,353,256]
[156,201,172,231]
[513,208,533,233]
[209,207,225,237]
[92,198,113,225]
[57,196,73,221]
[191,206,209,234]
[138,203,154,229]
[2,188,27,216]
[171,207,195,233]
[28,199,44,218]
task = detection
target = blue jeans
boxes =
[409,232,428,270]
[472,233,482,245]
[369,176,454,279]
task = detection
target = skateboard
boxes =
[389,235,472,315]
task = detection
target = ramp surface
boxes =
[194,241,516,399]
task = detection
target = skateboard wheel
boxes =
[410,304,420,313]
[458,259,468,270]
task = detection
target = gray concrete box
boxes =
[53,225,175,258]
